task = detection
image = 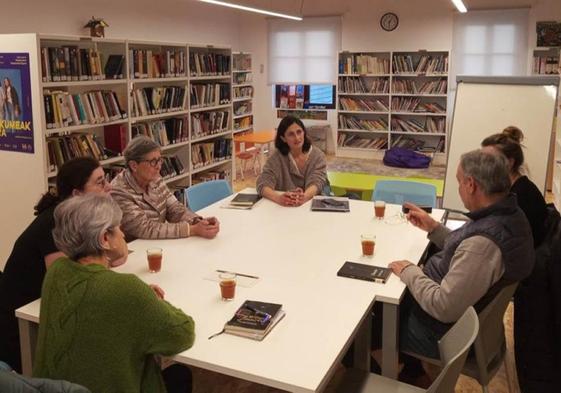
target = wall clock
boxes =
[380,12,399,32]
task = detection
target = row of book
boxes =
[337,133,388,149]
[338,115,388,131]
[131,86,187,117]
[532,56,560,75]
[44,90,126,129]
[46,133,108,171]
[189,52,231,76]
[160,155,186,180]
[391,117,445,133]
[129,49,186,79]
[191,111,229,139]
[191,169,231,184]
[392,55,448,74]
[234,102,252,116]
[391,98,446,113]
[190,83,231,109]
[392,79,448,95]
[391,135,445,152]
[339,54,390,74]
[132,117,189,146]
[233,73,252,85]
[40,47,115,82]
[234,115,253,130]
[191,140,232,169]
[338,77,389,94]
[339,97,388,112]
[233,55,251,72]
[234,86,253,99]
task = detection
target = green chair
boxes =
[372,180,437,207]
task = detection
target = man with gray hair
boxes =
[381,149,534,383]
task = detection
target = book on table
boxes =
[337,261,392,284]
[225,300,285,341]
[311,196,350,212]
[227,193,262,208]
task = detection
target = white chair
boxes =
[336,306,479,393]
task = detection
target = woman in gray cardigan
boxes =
[256,116,327,206]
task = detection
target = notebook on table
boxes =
[224,300,285,341]
[337,261,392,284]
[311,196,350,212]
[225,193,262,209]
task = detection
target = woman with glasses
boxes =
[33,194,195,393]
[0,157,111,372]
[257,116,327,207]
[111,135,219,241]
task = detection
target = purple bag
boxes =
[383,147,431,169]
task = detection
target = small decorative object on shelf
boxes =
[84,17,109,38]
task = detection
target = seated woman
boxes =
[111,136,219,241]
[33,194,195,393]
[0,157,110,372]
[481,126,547,247]
[256,116,327,206]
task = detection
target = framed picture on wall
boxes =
[536,21,561,47]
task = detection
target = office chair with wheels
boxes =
[337,307,479,393]
[372,180,437,208]
[185,180,233,212]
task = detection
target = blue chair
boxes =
[186,180,233,212]
[372,180,437,207]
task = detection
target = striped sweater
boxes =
[111,170,199,241]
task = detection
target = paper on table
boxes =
[204,270,261,288]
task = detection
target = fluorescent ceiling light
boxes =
[198,0,303,21]
[451,0,467,13]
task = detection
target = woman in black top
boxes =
[481,126,547,247]
[0,157,111,372]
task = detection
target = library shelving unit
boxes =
[532,47,560,75]
[22,34,234,199]
[336,50,449,159]
[188,44,233,185]
[232,52,253,134]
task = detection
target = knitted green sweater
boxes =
[33,258,195,393]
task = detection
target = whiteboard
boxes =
[443,76,559,212]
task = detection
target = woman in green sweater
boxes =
[33,194,195,393]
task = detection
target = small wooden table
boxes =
[234,130,276,175]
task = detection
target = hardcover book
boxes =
[337,261,391,284]
[229,193,262,207]
[225,300,285,341]
[311,196,350,212]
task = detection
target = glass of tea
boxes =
[146,248,163,273]
[219,272,236,301]
[361,234,376,257]
[374,201,386,220]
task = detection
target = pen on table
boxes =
[216,269,260,280]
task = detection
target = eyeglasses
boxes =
[140,157,164,167]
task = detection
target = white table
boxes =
[17,193,443,392]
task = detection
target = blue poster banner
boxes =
[0,53,34,153]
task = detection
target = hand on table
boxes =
[388,260,414,278]
[191,217,220,238]
[279,188,304,207]
[404,202,439,233]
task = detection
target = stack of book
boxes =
[224,300,285,341]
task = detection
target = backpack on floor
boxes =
[383,147,431,169]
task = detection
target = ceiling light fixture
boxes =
[451,0,467,13]
[198,0,303,21]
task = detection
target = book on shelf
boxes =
[337,262,391,284]
[311,196,350,212]
[104,124,127,154]
[129,48,185,79]
[189,83,231,109]
[192,169,231,184]
[41,46,109,82]
[191,139,232,169]
[47,133,108,170]
[131,86,187,117]
[104,54,125,79]
[189,52,231,77]
[229,193,262,207]
[191,110,229,138]
[224,300,285,341]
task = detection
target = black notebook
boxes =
[311,196,350,212]
[337,262,392,284]
[224,300,285,341]
[230,193,262,207]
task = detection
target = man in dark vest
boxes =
[388,149,534,382]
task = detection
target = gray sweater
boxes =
[256,147,327,194]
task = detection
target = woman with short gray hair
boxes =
[33,194,195,393]
[111,135,220,241]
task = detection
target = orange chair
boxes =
[235,137,260,180]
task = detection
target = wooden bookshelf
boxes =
[30,34,235,194]
[336,50,449,158]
